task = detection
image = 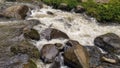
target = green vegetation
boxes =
[42,0,120,22]
[82,0,120,22]
[43,0,79,9]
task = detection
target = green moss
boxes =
[24,29,40,41]
[82,0,120,22]
[11,40,40,59]
[23,59,37,68]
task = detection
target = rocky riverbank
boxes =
[0,1,120,68]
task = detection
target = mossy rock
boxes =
[11,40,40,59]
[23,59,37,68]
[23,28,40,41]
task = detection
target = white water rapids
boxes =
[26,5,120,68]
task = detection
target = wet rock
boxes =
[41,28,69,40]
[23,59,37,68]
[47,11,54,15]
[94,33,120,55]
[0,0,5,4]
[3,5,29,19]
[23,27,40,41]
[49,53,63,68]
[40,44,59,63]
[58,3,68,11]
[85,46,103,68]
[101,54,120,64]
[27,19,41,26]
[10,40,40,59]
[55,43,64,51]
[97,62,120,68]
[74,5,85,13]
[64,40,90,68]
[6,54,37,68]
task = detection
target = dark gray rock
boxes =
[94,33,120,55]
[101,54,120,64]
[85,46,103,68]
[40,28,69,40]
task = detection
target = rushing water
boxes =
[0,3,120,68]
[26,5,120,68]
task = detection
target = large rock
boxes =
[10,40,40,59]
[74,5,85,13]
[94,33,120,55]
[85,46,103,68]
[23,27,40,41]
[40,44,59,63]
[64,40,90,68]
[6,54,37,68]
[0,0,5,3]
[3,5,29,19]
[23,59,37,68]
[58,3,68,11]
[41,28,69,40]
[101,54,120,64]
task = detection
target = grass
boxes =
[82,0,120,22]
[41,0,120,22]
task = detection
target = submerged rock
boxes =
[3,5,29,19]
[10,40,40,59]
[40,44,59,63]
[41,28,69,40]
[23,27,40,41]
[94,33,120,55]
[64,40,90,68]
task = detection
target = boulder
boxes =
[40,44,59,63]
[64,40,90,68]
[0,0,5,4]
[6,54,37,68]
[23,59,37,68]
[101,54,120,64]
[10,40,40,59]
[40,28,69,40]
[58,3,68,11]
[85,46,103,68]
[47,11,54,15]
[94,33,120,55]
[96,62,120,68]
[23,27,40,41]
[3,5,29,19]
[74,5,85,13]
